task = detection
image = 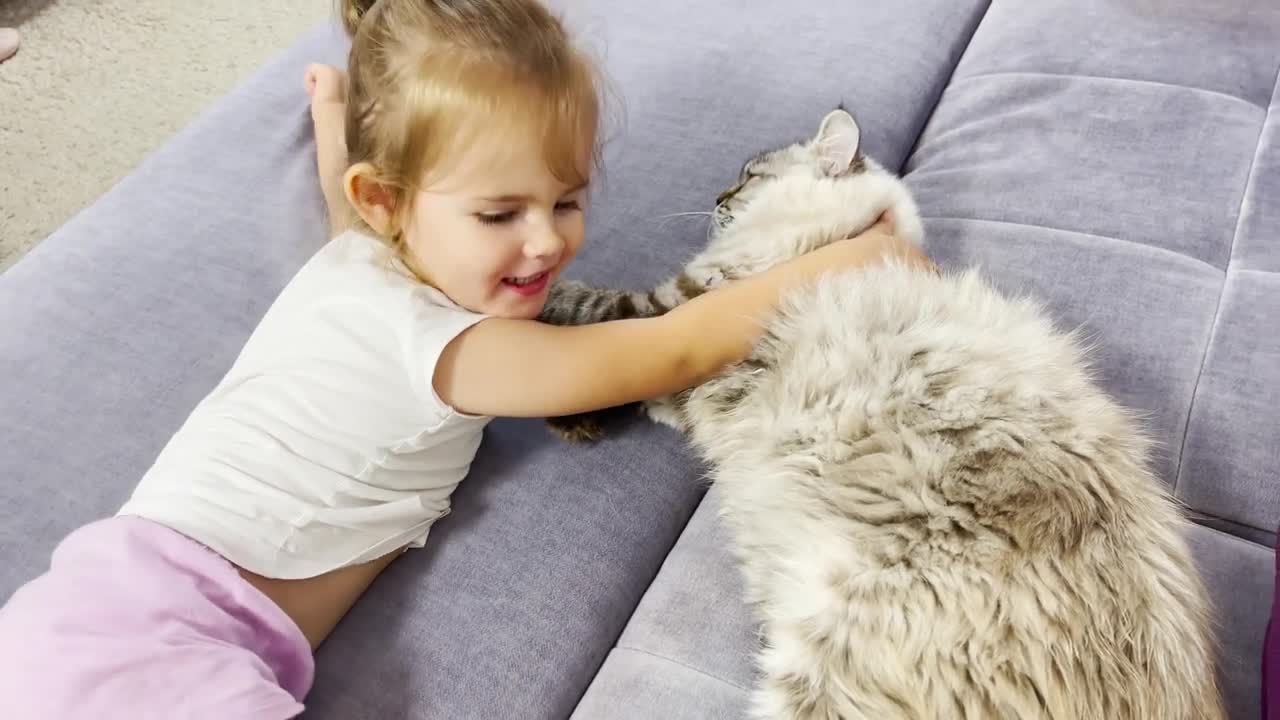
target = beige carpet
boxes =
[0,0,333,272]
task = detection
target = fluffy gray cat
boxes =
[540,109,1224,720]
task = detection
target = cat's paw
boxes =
[546,415,607,444]
[643,396,685,431]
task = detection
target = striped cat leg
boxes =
[539,280,664,442]
[537,271,720,442]
[538,280,660,326]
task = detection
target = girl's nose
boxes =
[525,223,565,259]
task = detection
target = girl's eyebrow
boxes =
[480,183,589,204]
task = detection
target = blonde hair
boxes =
[340,0,605,250]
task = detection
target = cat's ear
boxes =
[815,108,862,177]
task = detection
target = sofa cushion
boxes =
[1189,524,1278,719]
[575,2,1280,719]
[572,489,754,719]
[1176,73,1280,545]
[911,5,1279,715]
[558,0,992,288]
[953,0,1280,110]
[0,31,346,586]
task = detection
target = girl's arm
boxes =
[434,218,933,418]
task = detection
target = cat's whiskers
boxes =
[651,210,717,240]
[657,211,715,219]
[654,210,715,227]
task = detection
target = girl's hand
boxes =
[827,210,938,276]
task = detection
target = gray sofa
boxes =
[1,1,1276,718]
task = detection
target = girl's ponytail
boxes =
[340,0,380,36]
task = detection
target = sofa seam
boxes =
[897,0,994,172]
[1190,509,1275,544]
[612,645,753,693]
[562,490,714,717]
[947,71,1266,112]
[920,215,1223,274]
[1171,60,1280,497]
[1233,267,1280,278]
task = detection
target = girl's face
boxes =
[401,132,590,320]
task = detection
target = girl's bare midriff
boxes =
[237,549,404,650]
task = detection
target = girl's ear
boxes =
[344,163,397,235]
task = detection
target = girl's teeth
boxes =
[508,273,543,287]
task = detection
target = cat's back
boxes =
[686,265,1224,719]
[690,265,1108,470]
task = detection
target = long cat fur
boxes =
[539,109,1224,719]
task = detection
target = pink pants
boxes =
[0,516,314,719]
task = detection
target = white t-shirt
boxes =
[119,231,492,579]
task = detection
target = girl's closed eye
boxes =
[477,210,518,226]
[478,200,580,226]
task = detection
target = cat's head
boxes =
[709,108,923,250]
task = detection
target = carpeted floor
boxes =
[0,0,332,271]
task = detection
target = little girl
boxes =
[0,0,927,717]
